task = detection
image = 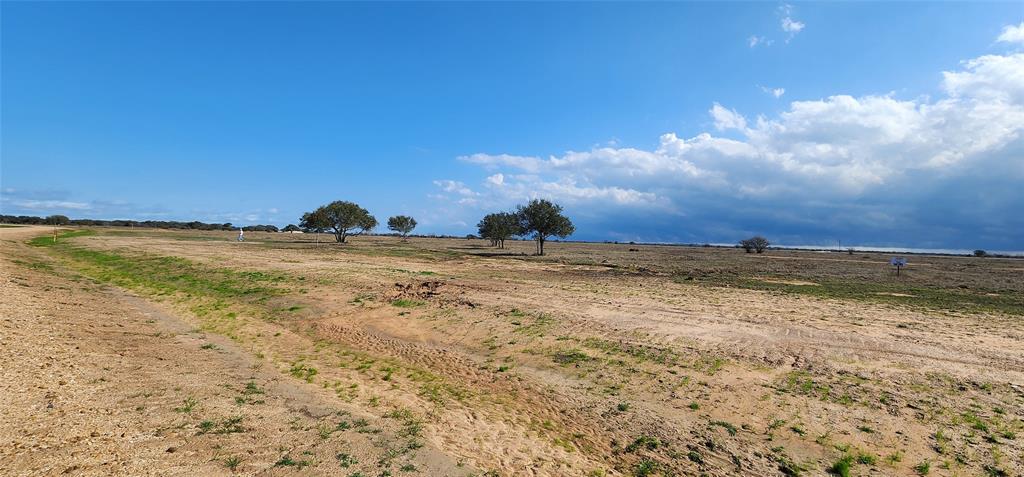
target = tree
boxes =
[306,201,377,243]
[516,199,574,255]
[973,249,988,257]
[283,224,302,232]
[300,209,330,232]
[477,212,520,248]
[45,215,70,226]
[739,236,770,254]
[387,215,417,240]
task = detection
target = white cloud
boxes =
[436,45,1024,245]
[710,103,747,130]
[485,173,504,186]
[997,22,1024,44]
[11,199,92,211]
[781,17,804,34]
[432,179,478,196]
[458,153,543,173]
[779,4,805,42]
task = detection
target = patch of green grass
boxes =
[827,455,853,477]
[10,258,53,271]
[551,349,591,366]
[391,299,424,308]
[27,229,96,247]
[224,455,242,471]
[856,452,877,465]
[687,450,704,464]
[632,459,659,477]
[625,436,660,453]
[198,420,216,434]
[274,455,311,468]
[711,420,738,436]
[174,396,198,413]
[914,461,930,475]
[290,362,319,382]
[37,240,292,310]
[581,337,681,366]
[336,453,358,468]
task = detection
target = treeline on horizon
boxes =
[2,213,1015,259]
[0,214,283,232]
[0,213,466,238]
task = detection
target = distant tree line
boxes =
[477,199,575,255]
[0,214,279,231]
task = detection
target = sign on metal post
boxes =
[890,257,907,276]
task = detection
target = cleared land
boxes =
[2,226,1022,476]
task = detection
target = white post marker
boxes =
[238,227,245,242]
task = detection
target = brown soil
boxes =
[3,226,1022,476]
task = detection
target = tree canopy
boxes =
[299,208,331,233]
[477,212,520,249]
[387,215,417,240]
[516,199,574,255]
[45,215,70,226]
[303,201,377,243]
[739,236,770,253]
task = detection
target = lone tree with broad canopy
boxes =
[516,199,574,256]
[477,212,520,249]
[46,214,70,226]
[387,215,417,241]
[739,236,770,253]
[303,201,377,243]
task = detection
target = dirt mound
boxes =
[387,280,476,308]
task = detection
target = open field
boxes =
[3,226,1022,476]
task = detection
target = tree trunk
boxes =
[537,237,545,256]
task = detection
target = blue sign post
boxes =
[890,257,907,276]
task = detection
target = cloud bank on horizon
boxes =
[432,24,1024,249]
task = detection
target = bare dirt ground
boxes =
[3,226,1022,476]
[0,227,468,476]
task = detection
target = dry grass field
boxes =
[2,226,1022,476]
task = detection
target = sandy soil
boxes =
[0,226,469,476]
[3,226,1022,476]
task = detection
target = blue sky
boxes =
[2,2,1022,249]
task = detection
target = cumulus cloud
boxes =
[997,22,1024,44]
[434,44,1023,248]
[710,103,748,130]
